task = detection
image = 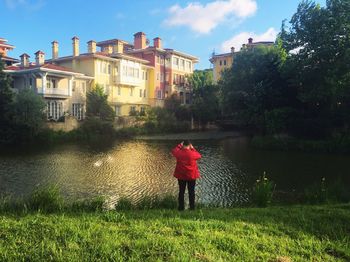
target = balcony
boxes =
[113,75,141,87]
[37,87,70,98]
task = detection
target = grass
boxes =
[0,204,349,261]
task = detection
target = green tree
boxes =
[86,84,115,121]
[0,59,15,145]
[188,70,220,127]
[13,88,46,138]
[279,0,350,136]
[219,45,293,133]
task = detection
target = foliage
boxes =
[28,186,63,213]
[86,84,115,121]
[76,118,115,144]
[142,107,190,133]
[70,196,105,212]
[252,172,275,207]
[13,88,46,138]
[188,70,220,127]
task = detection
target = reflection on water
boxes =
[0,137,349,207]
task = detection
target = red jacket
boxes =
[171,144,201,180]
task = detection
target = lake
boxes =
[0,137,349,207]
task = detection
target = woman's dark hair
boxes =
[183,140,191,146]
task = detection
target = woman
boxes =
[171,140,201,211]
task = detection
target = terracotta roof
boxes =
[5,63,77,73]
[0,56,19,62]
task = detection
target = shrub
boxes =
[156,194,177,209]
[77,118,115,144]
[28,186,63,213]
[252,172,275,207]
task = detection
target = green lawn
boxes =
[1,205,349,261]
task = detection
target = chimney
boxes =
[241,44,246,50]
[134,32,146,50]
[35,50,45,65]
[153,37,162,49]
[107,45,113,54]
[72,36,79,56]
[231,47,235,53]
[20,53,30,67]
[113,40,124,53]
[248,37,253,44]
[51,40,58,59]
[87,40,96,53]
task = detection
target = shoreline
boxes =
[135,130,242,140]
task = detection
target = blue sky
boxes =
[1,0,326,69]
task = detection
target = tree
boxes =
[188,70,220,127]
[0,59,14,125]
[86,84,115,121]
[13,88,46,138]
[279,0,350,136]
[218,44,293,133]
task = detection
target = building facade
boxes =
[0,38,19,66]
[210,38,274,83]
[5,51,93,121]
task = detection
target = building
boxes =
[4,51,93,121]
[210,38,274,83]
[0,38,19,66]
[127,32,198,105]
[48,37,152,116]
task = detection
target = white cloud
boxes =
[164,0,257,34]
[221,27,278,52]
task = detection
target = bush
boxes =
[252,172,275,207]
[77,118,115,144]
[28,186,63,213]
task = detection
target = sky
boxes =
[1,0,326,69]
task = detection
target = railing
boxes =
[38,87,69,97]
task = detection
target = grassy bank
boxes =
[0,204,349,261]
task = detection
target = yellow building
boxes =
[48,37,152,116]
[209,48,234,83]
[210,38,274,83]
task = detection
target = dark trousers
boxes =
[178,179,196,211]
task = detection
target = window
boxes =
[29,78,33,88]
[108,64,111,74]
[142,71,145,80]
[160,73,164,81]
[47,78,57,89]
[160,57,164,65]
[165,58,170,67]
[173,57,179,66]
[143,89,146,98]
[135,69,139,78]
[180,59,185,69]
[115,105,121,116]
[157,73,159,80]
[224,60,227,66]
[130,88,133,96]
[140,107,145,114]
[123,66,127,76]
[145,72,148,80]
[130,106,136,113]
[139,89,142,97]
[72,103,83,120]
[156,55,160,64]
[47,100,63,120]
[186,61,191,71]
[219,60,222,66]
[157,90,162,99]
[115,66,119,74]
[118,86,121,95]
[72,81,76,92]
